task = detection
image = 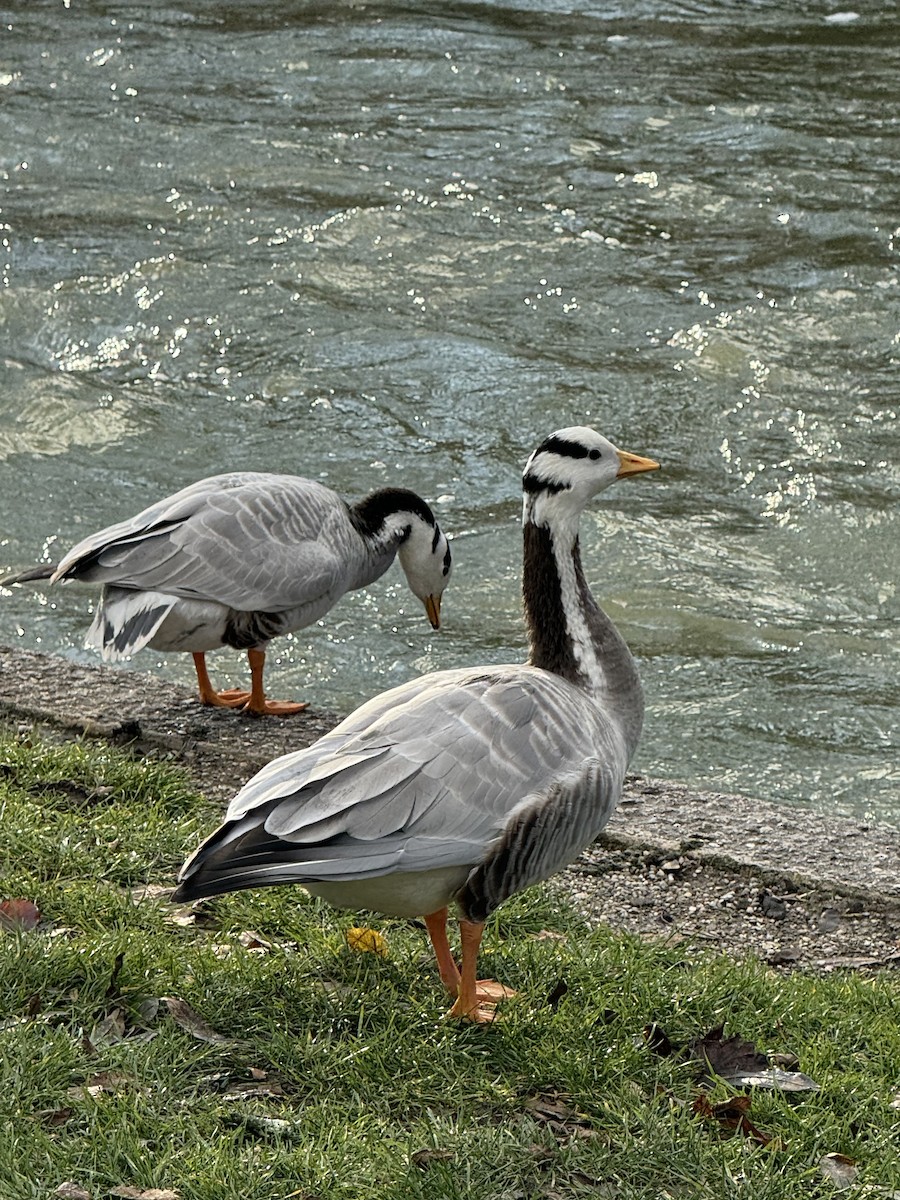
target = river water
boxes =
[0,1,897,822]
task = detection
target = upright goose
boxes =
[1,474,452,715]
[173,428,659,1018]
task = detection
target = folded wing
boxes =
[175,664,628,900]
[53,474,354,612]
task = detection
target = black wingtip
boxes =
[0,564,57,587]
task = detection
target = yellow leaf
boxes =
[346,926,388,957]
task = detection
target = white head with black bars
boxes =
[351,487,452,629]
[523,426,659,537]
[397,506,452,629]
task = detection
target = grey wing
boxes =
[179,665,627,893]
[54,474,354,612]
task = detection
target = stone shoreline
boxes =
[1,645,897,970]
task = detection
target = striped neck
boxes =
[522,519,644,757]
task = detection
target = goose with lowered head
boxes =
[173,428,659,1018]
[1,474,452,715]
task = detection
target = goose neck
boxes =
[522,518,644,754]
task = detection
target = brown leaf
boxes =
[687,1025,818,1091]
[162,996,230,1043]
[692,1094,772,1147]
[89,1008,126,1048]
[37,1107,74,1128]
[411,1148,455,1167]
[53,1181,90,1199]
[68,1070,134,1100]
[524,1094,577,1123]
[134,996,160,1027]
[127,883,173,903]
[108,1189,181,1200]
[688,1025,768,1083]
[818,1152,858,1189]
[0,898,41,931]
[238,930,274,952]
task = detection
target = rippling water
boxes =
[1,1,897,821]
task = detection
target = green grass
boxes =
[0,729,898,1200]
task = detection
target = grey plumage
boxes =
[3,472,452,714]
[173,427,660,1017]
[175,665,625,919]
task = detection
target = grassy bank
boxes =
[0,730,898,1199]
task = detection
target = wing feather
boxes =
[54,474,360,612]
[179,663,627,897]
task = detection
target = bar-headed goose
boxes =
[173,428,659,1017]
[1,474,452,715]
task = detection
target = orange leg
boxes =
[192,650,307,716]
[424,909,461,994]
[446,919,516,1023]
[192,652,245,708]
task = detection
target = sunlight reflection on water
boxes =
[0,0,897,821]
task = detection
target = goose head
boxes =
[523,426,659,536]
[396,509,452,630]
[351,487,452,629]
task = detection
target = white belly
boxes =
[304,865,472,919]
[147,598,231,652]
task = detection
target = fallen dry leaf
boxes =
[53,1182,90,1199]
[818,1152,858,1189]
[688,1025,768,1082]
[89,1008,127,1049]
[692,1094,772,1147]
[0,898,41,931]
[108,1189,181,1200]
[346,926,388,956]
[162,996,230,1044]
[134,996,160,1027]
[68,1070,134,1100]
[524,1093,577,1123]
[128,884,174,903]
[37,1106,73,1128]
[688,1025,818,1091]
[522,1090,597,1141]
[238,930,274,952]
[411,1148,455,1167]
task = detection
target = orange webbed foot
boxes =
[248,698,309,716]
[199,688,253,709]
[474,979,517,1003]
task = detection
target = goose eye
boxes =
[589,449,601,461]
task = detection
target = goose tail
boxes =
[86,585,176,661]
